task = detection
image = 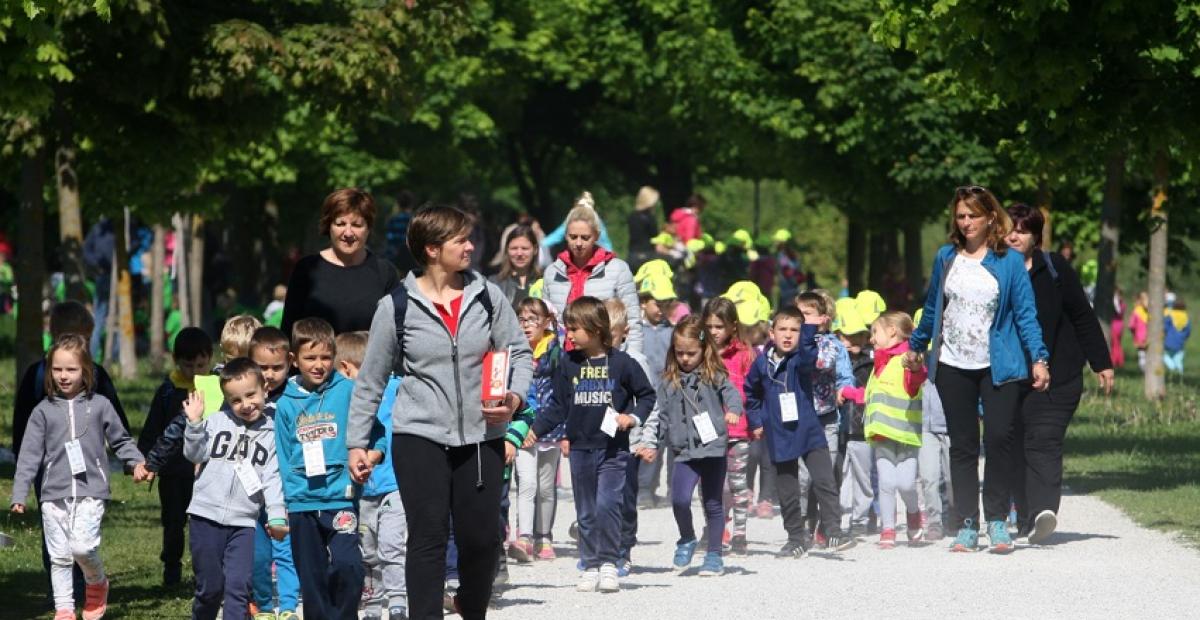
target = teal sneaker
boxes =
[988,520,1014,554]
[950,520,979,552]
[673,539,699,571]
[697,551,724,577]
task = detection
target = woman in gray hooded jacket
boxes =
[347,205,533,620]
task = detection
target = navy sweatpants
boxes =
[620,450,640,561]
[289,509,364,620]
[189,516,254,620]
[570,447,630,569]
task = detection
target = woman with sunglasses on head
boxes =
[906,186,1050,554]
[1004,204,1113,545]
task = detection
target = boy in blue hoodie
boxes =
[274,318,383,620]
[745,306,856,558]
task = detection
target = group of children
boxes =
[11,276,960,618]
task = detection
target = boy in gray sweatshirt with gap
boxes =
[182,359,288,620]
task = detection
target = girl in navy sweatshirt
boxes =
[529,297,656,594]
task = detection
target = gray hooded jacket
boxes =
[11,393,143,506]
[643,371,743,461]
[348,270,534,448]
[184,410,286,527]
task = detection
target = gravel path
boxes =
[488,491,1200,619]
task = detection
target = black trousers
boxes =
[158,474,194,568]
[935,364,1022,527]
[288,509,363,620]
[394,435,504,620]
[775,447,840,541]
[1014,374,1083,529]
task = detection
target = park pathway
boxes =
[486,491,1200,619]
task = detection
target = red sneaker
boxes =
[878,528,897,549]
[53,610,74,620]
[82,579,109,620]
[906,511,925,544]
[755,501,775,519]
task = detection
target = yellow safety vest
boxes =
[864,355,923,446]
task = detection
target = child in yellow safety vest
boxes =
[857,311,927,549]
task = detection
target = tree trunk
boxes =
[1144,150,1169,401]
[868,229,891,291]
[1036,179,1053,251]
[174,213,191,327]
[654,156,693,214]
[903,219,923,308]
[15,147,48,386]
[103,255,117,364]
[149,224,166,371]
[114,209,138,378]
[55,142,89,302]
[1095,149,1124,348]
[189,214,205,330]
[846,218,866,296]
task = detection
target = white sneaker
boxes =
[576,568,600,592]
[598,563,620,593]
[1028,510,1057,545]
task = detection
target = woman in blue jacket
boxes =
[907,186,1050,554]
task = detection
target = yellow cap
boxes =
[855,289,886,322]
[639,274,677,301]
[722,281,771,326]
[685,238,706,254]
[773,229,793,244]
[634,259,673,285]
[714,241,727,255]
[833,298,868,335]
[651,232,676,247]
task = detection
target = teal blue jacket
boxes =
[911,244,1049,385]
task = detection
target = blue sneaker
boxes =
[988,520,1014,554]
[950,520,979,552]
[616,560,631,577]
[697,552,723,577]
[576,558,586,571]
[673,539,699,571]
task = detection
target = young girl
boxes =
[1130,291,1150,369]
[1165,296,1192,374]
[10,335,149,620]
[641,316,743,576]
[857,312,926,549]
[512,298,565,561]
[528,296,656,594]
[701,298,757,555]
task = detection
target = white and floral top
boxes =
[939,255,999,370]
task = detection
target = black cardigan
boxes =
[1028,251,1112,382]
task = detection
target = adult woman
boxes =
[1005,204,1113,544]
[543,192,643,353]
[627,186,661,273]
[488,224,540,308]
[346,205,533,619]
[907,185,1050,554]
[281,188,400,336]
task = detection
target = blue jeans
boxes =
[288,509,364,620]
[569,448,630,569]
[190,516,254,620]
[620,452,640,561]
[252,512,299,612]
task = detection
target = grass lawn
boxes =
[0,333,1198,617]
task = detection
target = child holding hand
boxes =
[640,316,743,576]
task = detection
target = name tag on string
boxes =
[601,407,620,438]
[302,440,327,477]
[234,460,263,496]
[779,393,799,423]
[65,440,87,475]
[692,412,719,445]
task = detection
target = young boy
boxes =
[248,326,300,619]
[636,285,675,508]
[274,318,382,620]
[335,331,408,620]
[182,358,289,620]
[745,306,855,558]
[219,315,263,367]
[138,326,214,585]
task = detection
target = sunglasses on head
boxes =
[956,185,988,195]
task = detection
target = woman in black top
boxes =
[281,188,401,336]
[627,186,660,273]
[1005,204,1113,545]
[488,224,540,308]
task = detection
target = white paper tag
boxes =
[693,412,718,445]
[65,440,86,475]
[234,460,263,496]
[600,407,620,438]
[779,392,799,423]
[302,440,327,477]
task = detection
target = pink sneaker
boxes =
[536,542,557,560]
[906,511,925,544]
[82,579,108,620]
[54,610,74,620]
[507,536,534,563]
[878,528,896,549]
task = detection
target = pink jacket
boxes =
[720,339,757,440]
[670,208,702,243]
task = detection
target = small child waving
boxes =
[11,335,149,620]
[860,312,926,549]
[640,316,743,576]
[528,297,656,594]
